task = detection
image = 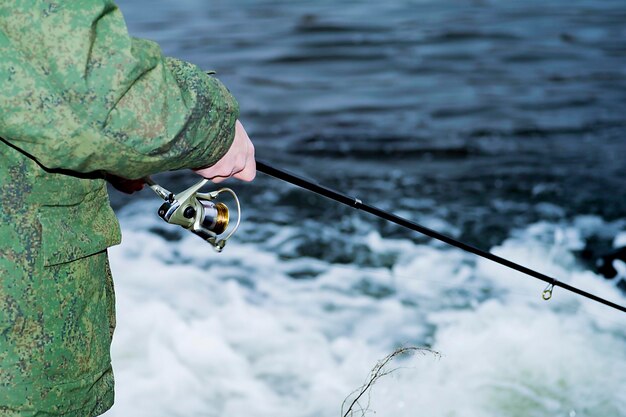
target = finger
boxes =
[233,171,255,182]
[205,162,237,179]
[233,159,256,182]
[208,176,226,183]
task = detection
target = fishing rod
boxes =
[145,160,626,314]
[255,160,626,314]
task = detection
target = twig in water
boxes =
[341,346,440,417]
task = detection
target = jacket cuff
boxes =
[164,58,240,171]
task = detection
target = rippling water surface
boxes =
[104,1,626,416]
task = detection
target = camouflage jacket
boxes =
[0,1,238,415]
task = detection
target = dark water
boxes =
[114,0,626,252]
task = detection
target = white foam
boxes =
[614,232,626,248]
[102,202,626,416]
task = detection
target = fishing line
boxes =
[255,160,626,314]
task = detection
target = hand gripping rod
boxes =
[256,160,626,314]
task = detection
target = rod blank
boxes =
[256,159,626,314]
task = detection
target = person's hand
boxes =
[106,175,145,194]
[193,120,256,183]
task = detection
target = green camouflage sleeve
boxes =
[0,0,239,180]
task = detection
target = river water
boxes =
[104,0,626,416]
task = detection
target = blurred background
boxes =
[104,0,626,416]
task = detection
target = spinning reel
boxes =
[145,177,241,252]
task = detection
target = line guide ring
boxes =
[542,282,555,301]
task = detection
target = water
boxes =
[103,0,626,416]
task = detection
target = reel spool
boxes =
[146,177,241,252]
